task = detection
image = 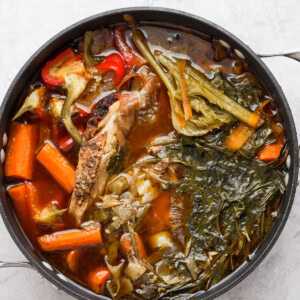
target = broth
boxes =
[4,20,287,299]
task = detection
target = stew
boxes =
[5,16,288,299]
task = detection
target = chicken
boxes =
[69,75,160,225]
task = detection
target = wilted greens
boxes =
[141,135,285,297]
[7,15,288,300]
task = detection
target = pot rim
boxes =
[0,6,298,300]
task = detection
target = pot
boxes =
[0,7,298,300]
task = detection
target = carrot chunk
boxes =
[7,183,38,239]
[66,250,81,273]
[120,232,147,260]
[224,123,255,152]
[5,122,39,180]
[88,266,111,294]
[248,112,261,128]
[178,60,193,121]
[8,184,29,225]
[257,143,282,162]
[38,227,102,251]
[36,142,75,193]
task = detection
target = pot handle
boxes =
[257,49,300,62]
[0,260,35,270]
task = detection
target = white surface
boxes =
[0,0,300,299]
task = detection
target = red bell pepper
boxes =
[113,25,144,70]
[96,53,125,84]
[58,123,85,151]
[41,48,84,86]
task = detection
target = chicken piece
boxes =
[69,75,160,225]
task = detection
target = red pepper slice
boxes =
[96,53,125,84]
[41,48,84,86]
[113,25,144,70]
[58,124,85,151]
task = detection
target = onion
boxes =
[108,176,129,195]
[136,178,160,204]
[148,231,176,250]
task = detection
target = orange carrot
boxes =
[248,112,261,128]
[66,250,81,273]
[179,77,193,120]
[224,123,255,152]
[88,266,110,294]
[178,59,193,121]
[272,123,283,135]
[175,100,186,127]
[26,182,39,216]
[5,122,39,180]
[8,184,29,226]
[36,142,75,193]
[120,232,147,260]
[257,143,282,162]
[38,227,102,251]
[7,183,37,239]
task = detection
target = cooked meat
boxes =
[69,96,135,225]
[69,76,160,225]
[84,92,118,139]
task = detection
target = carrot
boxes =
[257,143,282,162]
[38,227,102,251]
[248,112,261,128]
[38,229,98,251]
[176,112,186,127]
[66,250,81,273]
[88,266,110,294]
[179,76,193,120]
[7,183,38,239]
[26,182,39,216]
[120,232,147,260]
[8,184,29,226]
[5,122,39,180]
[224,123,255,152]
[178,59,193,121]
[272,123,283,135]
[36,142,75,193]
[175,100,186,127]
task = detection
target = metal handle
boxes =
[257,49,300,62]
[0,260,35,270]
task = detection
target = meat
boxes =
[69,95,135,225]
[68,75,160,225]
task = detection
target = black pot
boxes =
[0,7,298,300]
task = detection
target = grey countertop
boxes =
[0,0,300,299]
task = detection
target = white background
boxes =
[0,0,300,299]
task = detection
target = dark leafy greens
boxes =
[149,137,285,297]
[211,72,264,110]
